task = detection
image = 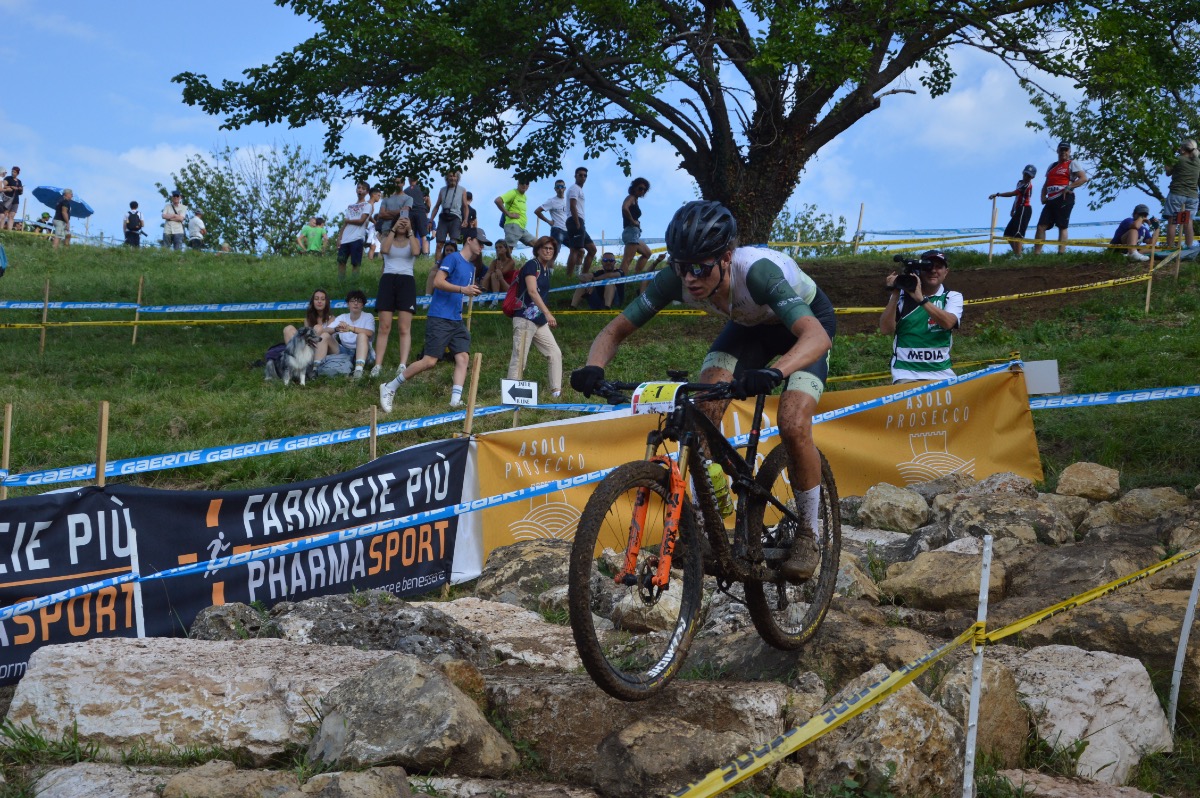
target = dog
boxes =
[264,327,321,386]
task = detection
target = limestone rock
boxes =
[996,770,1157,798]
[1115,487,1191,522]
[773,763,806,793]
[835,557,881,603]
[880,551,1006,611]
[947,495,1074,545]
[611,585,682,632]
[996,543,1156,607]
[933,659,1029,768]
[1038,492,1092,528]
[997,645,1172,784]
[161,760,298,797]
[475,538,572,609]
[840,495,863,525]
[189,603,282,640]
[418,777,600,797]
[7,638,393,763]
[799,664,964,797]
[858,483,929,532]
[957,472,1039,498]
[1056,462,1120,501]
[414,597,580,671]
[1077,502,1119,536]
[908,472,977,504]
[295,767,412,797]
[485,672,816,785]
[309,653,518,776]
[35,763,179,798]
[594,718,764,798]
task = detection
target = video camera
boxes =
[890,254,935,293]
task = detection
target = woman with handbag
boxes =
[506,236,562,398]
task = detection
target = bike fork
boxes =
[614,453,687,590]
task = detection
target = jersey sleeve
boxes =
[944,291,964,324]
[621,268,683,328]
[744,258,815,328]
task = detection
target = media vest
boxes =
[891,289,958,381]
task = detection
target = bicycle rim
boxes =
[568,460,704,701]
[744,447,842,650]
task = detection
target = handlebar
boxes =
[590,379,738,406]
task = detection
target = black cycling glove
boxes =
[570,365,606,397]
[733,368,784,399]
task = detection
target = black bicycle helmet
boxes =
[921,249,948,268]
[665,201,737,262]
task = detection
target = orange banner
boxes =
[474,371,1040,558]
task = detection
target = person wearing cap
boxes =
[879,249,963,384]
[571,251,626,310]
[990,164,1037,256]
[1,166,23,231]
[535,179,569,248]
[495,177,536,249]
[161,190,188,251]
[379,227,487,412]
[1110,204,1159,263]
[1164,139,1199,251]
[1033,142,1088,255]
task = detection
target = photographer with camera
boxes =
[879,250,963,384]
[1110,204,1159,263]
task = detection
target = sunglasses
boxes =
[672,259,719,279]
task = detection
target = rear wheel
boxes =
[743,446,841,650]
[568,460,704,701]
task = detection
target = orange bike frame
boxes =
[613,455,686,589]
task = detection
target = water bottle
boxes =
[706,460,735,518]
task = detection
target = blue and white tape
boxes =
[1030,384,1200,409]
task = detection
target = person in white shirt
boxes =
[187,210,206,250]
[336,181,373,282]
[161,190,187,251]
[535,179,569,249]
[371,216,421,377]
[328,289,376,379]
[564,166,596,277]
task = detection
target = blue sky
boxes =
[1,1,1150,251]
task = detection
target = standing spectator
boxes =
[405,176,431,256]
[161,190,188,251]
[507,235,562,398]
[879,250,963,383]
[379,228,488,412]
[495,178,536,249]
[463,191,477,231]
[535,179,569,248]
[366,186,383,259]
[297,217,327,254]
[1110,204,1159,262]
[989,164,1037,256]
[328,289,376,379]
[1164,138,1199,251]
[1033,142,1088,255]
[1,166,23,230]
[335,181,373,282]
[187,210,206,250]
[52,189,73,251]
[429,171,467,265]
[618,177,658,277]
[565,166,597,277]
[123,201,145,247]
[372,216,421,378]
[376,176,414,237]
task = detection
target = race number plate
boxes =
[630,382,684,415]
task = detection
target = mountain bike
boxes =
[567,375,841,701]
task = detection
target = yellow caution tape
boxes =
[670,622,982,797]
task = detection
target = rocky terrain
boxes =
[4,461,1200,798]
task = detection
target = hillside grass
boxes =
[1,233,1198,500]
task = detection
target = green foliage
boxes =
[770,204,850,259]
[156,142,334,254]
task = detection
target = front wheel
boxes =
[568,460,704,701]
[744,446,841,650]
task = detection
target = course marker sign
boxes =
[501,379,538,406]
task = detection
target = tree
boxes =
[174,1,1196,243]
[156,143,333,254]
[770,204,849,259]
[1024,6,1200,210]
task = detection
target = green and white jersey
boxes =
[890,286,963,382]
[624,246,819,329]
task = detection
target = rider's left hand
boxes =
[733,368,784,399]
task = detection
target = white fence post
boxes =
[1168,556,1200,732]
[962,534,993,798]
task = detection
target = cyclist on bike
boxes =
[570,200,836,582]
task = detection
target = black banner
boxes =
[0,437,469,684]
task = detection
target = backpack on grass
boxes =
[315,353,354,377]
[502,279,524,318]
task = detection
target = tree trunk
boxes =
[691,139,810,246]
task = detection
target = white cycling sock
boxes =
[386,373,407,391]
[798,486,821,541]
[450,385,464,403]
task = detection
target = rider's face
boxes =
[680,252,728,298]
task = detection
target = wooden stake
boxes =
[96,401,110,487]
[1,403,12,501]
[988,198,998,264]
[851,203,865,255]
[462,352,483,435]
[513,325,529,428]
[39,279,49,355]
[465,293,474,331]
[369,405,378,461]
[1144,242,1156,314]
[131,275,144,345]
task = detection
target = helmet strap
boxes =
[706,260,728,300]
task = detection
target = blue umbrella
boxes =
[32,186,94,219]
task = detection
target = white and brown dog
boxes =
[264,326,321,386]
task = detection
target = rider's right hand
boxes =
[570,365,606,397]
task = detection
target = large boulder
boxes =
[907,472,978,504]
[475,538,572,609]
[957,472,1039,498]
[880,550,1006,611]
[190,603,283,640]
[995,543,1157,608]
[858,483,929,532]
[989,645,1172,784]
[6,638,393,763]
[34,763,179,798]
[160,760,300,798]
[799,664,965,797]
[413,597,580,671]
[996,770,1158,798]
[1056,462,1120,501]
[1038,493,1092,528]
[420,778,600,797]
[1115,487,1191,521]
[947,495,1075,545]
[933,659,1029,768]
[308,653,518,777]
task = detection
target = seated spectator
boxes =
[571,252,625,310]
[1111,204,1159,262]
[480,240,518,298]
[328,289,376,379]
[283,288,336,360]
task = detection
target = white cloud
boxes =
[116,143,206,176]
